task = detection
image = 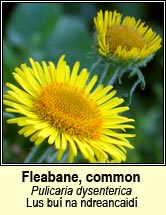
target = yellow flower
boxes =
[94,10,162,61]
[3,55,135,163]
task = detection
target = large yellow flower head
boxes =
[94,10,162,62]
[3,55,135,163]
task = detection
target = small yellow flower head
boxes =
[94,10,162,62]
[3,55,135,163]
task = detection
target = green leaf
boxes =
[3,40,20,82]
[6,3,62,47]
[42,16,94,69]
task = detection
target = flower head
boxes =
[94,10,162,62]
[3,55,135,163]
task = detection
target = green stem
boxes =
[36,147,55,163]
[89,57,103,77]
[128,68,145,105]
[98,63,110,85]
[109,67,121,86]
[24,142,68,163]
[24,143,54,163]
[24,145,40,163]
[128,79,141,105]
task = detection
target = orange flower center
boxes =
[106,26,145,53]
[34,83,102,140]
